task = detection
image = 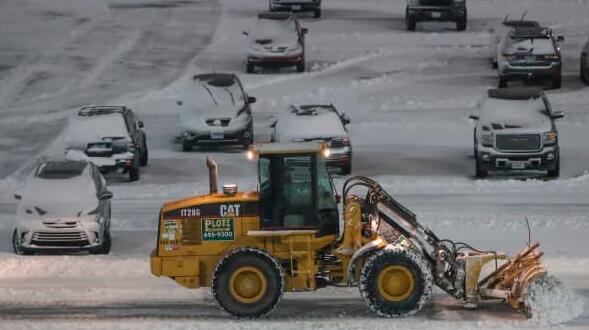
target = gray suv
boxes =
[405,0,467,31]
[471,88,564,178]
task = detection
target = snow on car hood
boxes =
[250,19,298,47]
[180,80,245,132]
[481,98,552,132]
[276,109,348,142]
[65,113,129,149]
[17,176,98,219]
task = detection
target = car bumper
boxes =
[248,55,303,67]
[16,224,105,252]
[476,145,559,172]
[271,1,320,11]
[183,125,252,146]
[500,63,561,81]
[406,5,466,21]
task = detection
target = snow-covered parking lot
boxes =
[0,0,588,328]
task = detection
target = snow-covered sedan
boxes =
[470,87,564,178]
[12,160,113,255]
[490,19,539,69]
[64,106,147,182]
[274,104,352,174]
[244,12,307,73]
[497,26,564,89]
[179,73,256,151]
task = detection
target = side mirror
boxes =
[14,194,22,201]
[176,100,183,106]
[301,28,308,35]
[341,113,351,125]
[335,194,341,204]
[469,115,480,121]
[242,30,249,37]
[99,191,114,200]
[557,35,565,43]
[137,120,144,128]
[551,111,565,119]
[247,96,257,104]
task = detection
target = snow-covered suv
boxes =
[269,0,322,19]
[405,0,467,31]
[179,73,256,151]
[491,19,539,69]
[12,160,113,255]
[64,106,148,182]
[471,88,564,178]
[274,104,352,174]
[244,12,307,73]
[497,26,564,89]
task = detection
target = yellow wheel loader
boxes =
[150,142,547,318]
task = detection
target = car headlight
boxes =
[542,131,557,146]
[481,133,493,147]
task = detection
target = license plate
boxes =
[512,161,525,169]
[291,4,301,11]
[211,132,224,140]
[431,12,441,18]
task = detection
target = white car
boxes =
[179,73,256,151]
[274,104,352,174]
[12,160,113,254]
[244,12,307,73]
[490,19,539,69]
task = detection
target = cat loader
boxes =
[150,142,548,318]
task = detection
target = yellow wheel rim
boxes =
[377,265,415,302]
[229,266,268,304]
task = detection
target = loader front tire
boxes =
[359,247,432,317]
[212,247,284,318]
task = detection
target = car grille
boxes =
[264,46,288,53]
[42,220,77,229]
[496,134,541,151]
[420,0,453,6]
[32,231,89,247]
[206,118,231,127]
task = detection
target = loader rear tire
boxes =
[359,247,432,317]
[212,247,284,318]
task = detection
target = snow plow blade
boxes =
[477,242,547,311]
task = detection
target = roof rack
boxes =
[257,12,292,20]
[511,26,551,39]
[488,87,543,100]
[503,20,539,28]
[78,105,127,117]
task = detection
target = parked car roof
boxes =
[276,105,348,142]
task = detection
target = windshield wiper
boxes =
[202,83,218,106]
[34,206,48,216]
[222,87,235,105]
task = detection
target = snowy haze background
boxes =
[0,0,588,328]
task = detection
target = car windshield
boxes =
[36,161,87,179]
[252,18,297,44]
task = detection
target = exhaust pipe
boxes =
[206,157,218,194]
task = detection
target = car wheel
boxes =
[246,62,255,74]
[90,230,112,255]
[456,15,467,31]
[313,8,321,19]
[139,144,148,167]
[498,77,508,88]
[12,229,32,255]
[341,162,352,176]
[405,9,416,31]
[547,154,560,178]
[128,165,140,182]
[181,138,192,152]
[552,74,562,89]
[475,160,488,178]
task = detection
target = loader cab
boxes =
[252,143,339,237]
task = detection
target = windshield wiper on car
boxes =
[34,206,48,216]
[222,87,235,105]
[202,83,218,106]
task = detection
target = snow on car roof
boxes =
[251,13,297,39]
[185,73,245,114]
[276,105,348,142]
[66,112,129,145]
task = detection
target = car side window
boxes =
[91,165,103,194]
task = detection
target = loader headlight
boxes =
[247,150,256,160]
[323,148,331,158]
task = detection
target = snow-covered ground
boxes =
[1,0,589,328]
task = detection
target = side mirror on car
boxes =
[551,111,565,119]
[557,35,565,43]
[137,120,144,128]
[242,30,249,37]
[247,96,257,104]
[14,194,22,201]
[176,100,183,106]
[341,113,351,125]
[99,191,114,200]
[301,28,308,35]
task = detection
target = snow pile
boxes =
[525,275,584,325]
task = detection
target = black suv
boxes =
[405,0,467,31]
[65,106,148,182]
